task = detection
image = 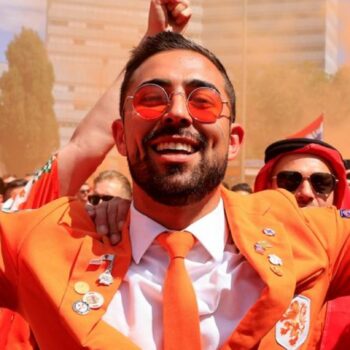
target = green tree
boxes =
[0,28,59,176]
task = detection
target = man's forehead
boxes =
[273,153,332,172]
[128,49,225,90]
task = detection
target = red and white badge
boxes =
[83,291,105,309]
[275,295,310,350]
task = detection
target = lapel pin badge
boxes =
[262,228,276,237]
[72,300,90,315]
[254,240,273,254]
[270,265,283,277]
[98,254,116,286]
[83,291,105,310]
[89,253,115,266]
[74,281,90,295]
[98,270,114,286]
[268,254,283,266]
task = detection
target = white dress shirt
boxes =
[102,199,265,349]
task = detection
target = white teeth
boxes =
[156,142,194,153]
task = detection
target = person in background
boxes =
[254,137,350,349]
[88,170,132,205]
[3,178,28,202]
[255,138,350,208]
[230,182,252,195]
[76,182,91,204]
[0,1,191,349]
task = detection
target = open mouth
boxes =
[153,142,198,154]
[150,135,202,155]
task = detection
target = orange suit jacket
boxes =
[1,188,350,349]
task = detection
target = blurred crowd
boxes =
[0,169,132,210]
[1,149,349,211]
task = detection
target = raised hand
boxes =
[146,0,192,36]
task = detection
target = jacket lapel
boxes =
[57,201,139,349]
[221,189,296,349]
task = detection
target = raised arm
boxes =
[58,0,192,196]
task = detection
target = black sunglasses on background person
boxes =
[88,194,114,206]
[272,171,338,195]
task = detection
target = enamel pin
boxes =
[97,254,116,286]
[72,300,90,315]
[254,240,273,254]
[268,254,283,266]
[262,228,276,236]
[83,291,104,309]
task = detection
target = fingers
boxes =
[94,201,109,236]
[145,0,192,37]
[106,197,130,245]
[167,0,192,32]
[108,198,130,245]
[88,197,131,245]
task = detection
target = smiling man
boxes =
[114,41,241,213]
[1,31,350,350]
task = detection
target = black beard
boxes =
[127,126,228,206]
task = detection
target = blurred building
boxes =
[201,0,339,77]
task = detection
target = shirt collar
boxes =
[130,199,227,263]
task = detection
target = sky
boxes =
[0,0,46,62]
[0,0,349,64]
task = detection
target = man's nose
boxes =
[295,179,315,200]
[161,92,192,127]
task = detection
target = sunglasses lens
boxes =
[132,84,224,123]
[310,173,335,194]
[88,195,100,205]
[188,87,222,123]
[276,171,302,192]
[133,85,168,120]
[88,194,114,205]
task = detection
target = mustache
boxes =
[143,125,207,146]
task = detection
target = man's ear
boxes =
[228,123,244,161]
[112,119,127,156]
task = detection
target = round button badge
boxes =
[72,300,90,315]
[74,281,90,295]
[83,291,105,309]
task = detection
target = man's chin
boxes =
[129,156,227,205]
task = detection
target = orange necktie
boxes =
[157,231,201,350]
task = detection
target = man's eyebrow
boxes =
[186,79,220,92]
[140,79,171,87]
